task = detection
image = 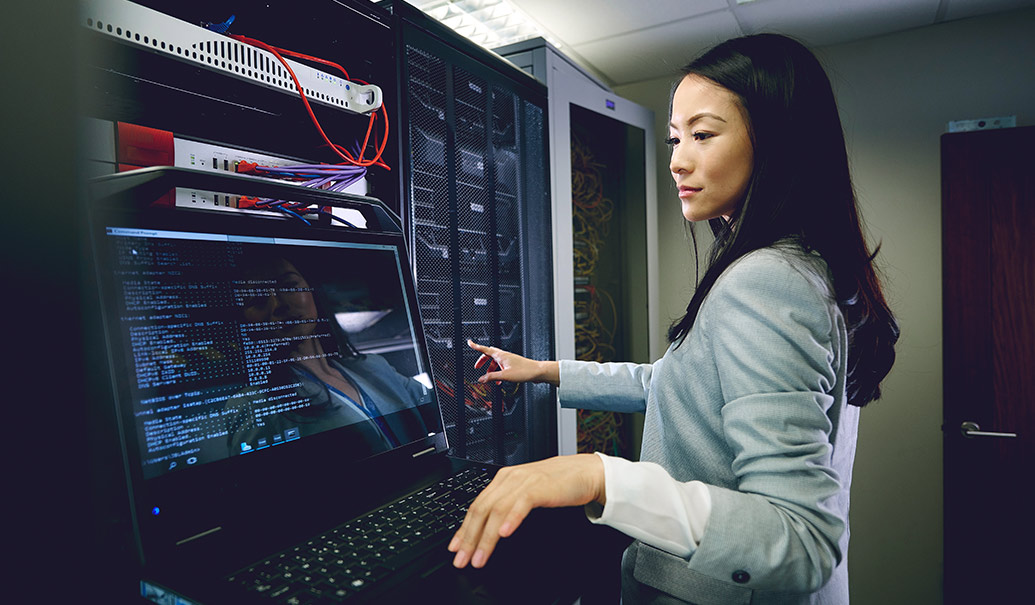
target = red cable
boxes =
[229,34,389,170]
[266,45,350,82]
[271,42,392,169]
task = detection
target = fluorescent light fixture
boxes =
[335,309,392,333]
[379,0,563,50]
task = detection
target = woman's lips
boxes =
[678,186,702,199]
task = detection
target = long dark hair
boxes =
[667,34,899,407]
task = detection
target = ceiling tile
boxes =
[510,0,728,46]
[572,10,744,85]
[943,0,1035,20]
[734,0,941,46]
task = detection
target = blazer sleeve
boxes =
[557,358,658,414]
[684,252,846,593]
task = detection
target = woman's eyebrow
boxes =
[669,112,727,129]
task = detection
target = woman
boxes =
[225,254,429,457]
[448,34,898,603]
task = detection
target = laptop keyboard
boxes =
[226,466,493,604]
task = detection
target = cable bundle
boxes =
[435,377,507,415]
[577,408,625,456]
[571,141,615,278]
[574,284,617,362]
[233,167,362,227]
[237,160,367,192]
[571,137,625,456]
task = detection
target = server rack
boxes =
[389,2,555,465]
[496,38,658,457]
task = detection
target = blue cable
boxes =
[204,15,236,34]
[260,201,311,225]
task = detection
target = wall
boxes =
[5,0,102,594]
[615,7,1035,603]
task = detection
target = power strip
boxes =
[82,0,383,116]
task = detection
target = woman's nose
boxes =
[268,292,291,318]
[670,145,693,176]
[253,290,287,317]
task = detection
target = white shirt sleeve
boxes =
[585,452,712,559]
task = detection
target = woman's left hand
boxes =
[448,454,606,568]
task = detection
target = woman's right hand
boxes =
[467,340,559,387]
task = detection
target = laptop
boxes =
[84,168,602,605]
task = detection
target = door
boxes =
[942,125,1035,604]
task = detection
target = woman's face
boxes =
[668,74,754,222]
[242,259,319,336]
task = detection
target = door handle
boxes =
[960,421,1017,439]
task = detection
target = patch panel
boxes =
[171,137,368,222]
[174,136,331,181]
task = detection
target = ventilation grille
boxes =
[82,0,382,115]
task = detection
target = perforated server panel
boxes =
[392,3,555,465]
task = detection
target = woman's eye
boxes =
[664,136,680,146]
[692,132,714,141]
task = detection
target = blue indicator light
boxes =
[152,507,160,516]
[605,99,616,110]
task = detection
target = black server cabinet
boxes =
[391,3,555,465]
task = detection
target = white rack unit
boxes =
[81,0,383,115]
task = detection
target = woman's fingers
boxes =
[467,500,511,568]
[469,340,507,384]
[473,355,501,375]
[467,339,494,356]
[449,469,530,568]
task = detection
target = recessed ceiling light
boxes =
[376,0,563,50]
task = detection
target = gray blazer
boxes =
[559,243,854,604]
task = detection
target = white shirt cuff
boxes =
[585,452,712,558]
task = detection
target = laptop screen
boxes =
[92,205,448,486]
